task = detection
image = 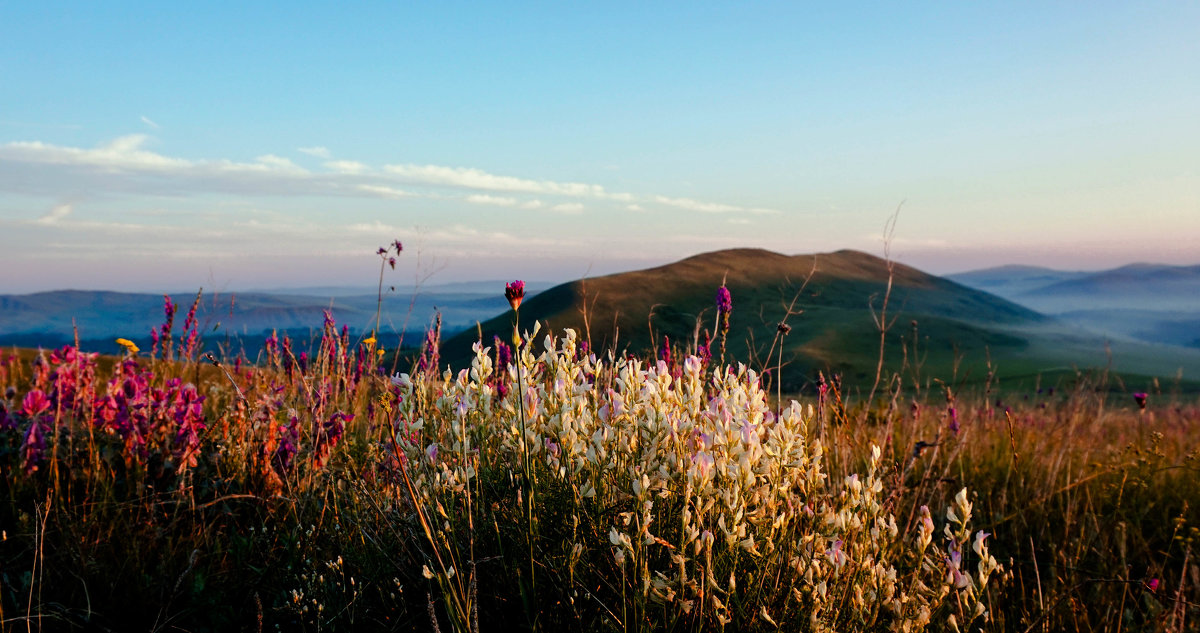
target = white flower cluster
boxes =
[390,328,1000,631]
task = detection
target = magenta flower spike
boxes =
[1133,392,1148,410]
[715,285,732,315]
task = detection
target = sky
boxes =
[1,2,1198,294]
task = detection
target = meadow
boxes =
[0,244,1196,632]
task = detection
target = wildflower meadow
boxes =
[0,242,1196,632]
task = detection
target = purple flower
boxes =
[21,418,47,474]
[493,335,512,369]
[393,239,404,253]
[948,405,960,435]
[1148,578,1160,592]
[314,411,351,466]
[272,414,300,477]
[715,286,732,314]
[1133,392,1148,410]
[21,390,51,418]
[658,336,672,366]
[505,280,526,310]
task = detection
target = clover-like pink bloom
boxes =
[21,390,51,418]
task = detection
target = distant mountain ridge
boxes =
[949,261,1200,348]
[0,283,549,354]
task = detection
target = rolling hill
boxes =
[949,263,1200,348]
[0,282,552,356]
[440,248,1200,393]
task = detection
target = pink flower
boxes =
[505,280,526,310]
[21,390,51,418]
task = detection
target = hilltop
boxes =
[440,248,1200,393]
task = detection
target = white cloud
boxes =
[325,160,367,174]
[298,146,331,158]
[2,135,191,171]
[357,184,410,199]
[425,223,580,250]
[140,115,160,129]
[466,194,518,207]
[346,220,405,234]
[36,203,72,225]
[654,195,778,215]
[0,137,790,230]
[551,202,584,214]
[255,154,305,172]
[384,163,610,198]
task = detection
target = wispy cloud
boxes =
[384,163,616,199]
[255,154,305,172]
[36,203,72,225]
[653,195,778,215]
[325,160,367,174]
[466,194,518,207]
[0,136,780,220]
[140,115,160,129]
[298,146,331,158]
[356,184,410,199]
[551,202,584,214]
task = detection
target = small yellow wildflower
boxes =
[377,348,386,357]
[362,336,377,346]
[115,338,139,355]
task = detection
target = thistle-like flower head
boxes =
[506,280,526,310]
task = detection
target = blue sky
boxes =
[2,2,1197,293]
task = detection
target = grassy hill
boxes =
[439,248,1200,394]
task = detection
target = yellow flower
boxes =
[362,336,377,346]
[377,348,386,357]
[115,338,139,355]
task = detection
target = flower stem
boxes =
[512,308,537,617]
